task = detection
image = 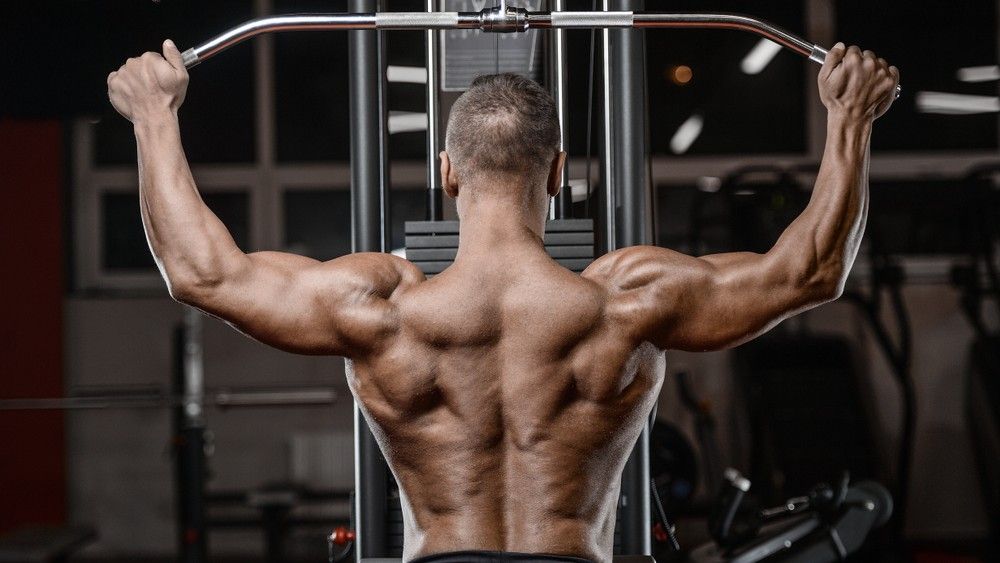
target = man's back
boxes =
[349,242,664,561]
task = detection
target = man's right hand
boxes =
[108,39,189,125]
[818,43,899,121]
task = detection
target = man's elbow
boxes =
[809,262,847,303]
[162,262,226,306]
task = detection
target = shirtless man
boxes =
[108,39,898,563]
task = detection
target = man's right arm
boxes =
[584,44,899,352]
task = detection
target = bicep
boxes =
[187,251,411,356]
[591,246,815,352]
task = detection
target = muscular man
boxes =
[108,39,898,563]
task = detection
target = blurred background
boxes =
[1,0,998,562]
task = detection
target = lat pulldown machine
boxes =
[178,2,897,560]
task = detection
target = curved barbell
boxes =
[180,5,901,98]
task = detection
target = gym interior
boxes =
[1,1,998,562]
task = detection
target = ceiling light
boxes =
[741,39,782,75]
[670,115,704,154]
[915,91,1000,114]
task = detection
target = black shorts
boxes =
[409,550,594,563]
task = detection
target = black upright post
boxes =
[611,1,653,247]
[425,0,444,221]
[173,310,207,563]
[349,0,391,559]
[608,0,653,556]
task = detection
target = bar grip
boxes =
[810,44,902,99]
[376,11,459,28]
[182,48,200,68]
[550,10,633,27]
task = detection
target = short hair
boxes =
[445,73,561,186]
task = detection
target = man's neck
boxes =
[455,193,547,262]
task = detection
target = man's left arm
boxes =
[108,40,421,356]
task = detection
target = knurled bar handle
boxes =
[179,9,900,98]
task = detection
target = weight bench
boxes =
[0,526,95,563]
[404,219,596,276]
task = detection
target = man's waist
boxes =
[410,550,594,563]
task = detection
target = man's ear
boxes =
[547,151,567,197]
[440,151,459,199]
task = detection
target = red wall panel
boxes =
[0,119,66,532]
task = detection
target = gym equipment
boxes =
[952,164,1000,542]
[649,418,699,519]
[0,527,96,563]
[687,469,892,563]
[684,165,912,547]
[169,2,902,560]
[676,370,723,496]
[1,309,348,563]
[176,3,902,100]
[208,485,352,563]
[404,219,595,275]
[0,386,338,411]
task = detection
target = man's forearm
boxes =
[134,113,242,298]
[771,113,872,297]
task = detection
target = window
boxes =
[837,0,998,151]
[283,190,352,260]
[101,192,250,271]
[646,1,807,155]
[94,1,257,164]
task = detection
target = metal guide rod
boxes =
[548,0,570,220]
[177,308,207,563]
[349,1,391,559]
[183,307,205,425]
[426,0,443,221]
[600,6,615,253]
[607,0,651,554]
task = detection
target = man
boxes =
[108,39,898,563]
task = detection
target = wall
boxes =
[65,298,354,557]
[0,120,66,533]
[657,285,991,540]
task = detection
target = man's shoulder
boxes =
[581,245,667,290]
[324,252,427,298]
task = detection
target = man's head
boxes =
[441,73,565,214]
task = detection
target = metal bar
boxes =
[600,2,615,254]
[0,388,339,410]
[179,11,829,67]
[349,2,391,559]
[182,14,377,66]
[180,10,859,71]
[349,8,386,256]
[180,9,901,101]
[608,1,651,555]
[378,28,392,252]
[212,388,338,408]
[426,0,443,221]
[613,9,652,248]
[549,0,570,220]
[175,309,207,563]
[182,308,205,426]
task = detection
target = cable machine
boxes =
[176,2,879,560]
